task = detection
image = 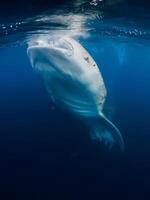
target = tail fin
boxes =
[86,112,124,152]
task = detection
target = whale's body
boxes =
[27,37,124,151]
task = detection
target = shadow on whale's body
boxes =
[27,36,124,151]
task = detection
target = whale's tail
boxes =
[85,112,124,151]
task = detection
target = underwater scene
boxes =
[0,0,150,199]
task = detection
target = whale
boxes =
[27,36,124,151]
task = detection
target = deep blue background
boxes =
[0,34,150,200]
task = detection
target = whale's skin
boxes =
[27,36,124,151]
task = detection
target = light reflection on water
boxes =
[0,2,150,48]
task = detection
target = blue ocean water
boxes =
[0,1,150,199]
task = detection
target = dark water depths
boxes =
[0,1,150,199]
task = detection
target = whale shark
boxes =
[27,36,124,151]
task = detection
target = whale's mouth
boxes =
[55,38,73,52]
[28,37,74,56]
[50,38,74,56]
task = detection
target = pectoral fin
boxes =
[85,112,124,151]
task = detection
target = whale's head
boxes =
[27,37,74,72]
[27,36,97,75]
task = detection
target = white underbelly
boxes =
[43,71,101,118]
